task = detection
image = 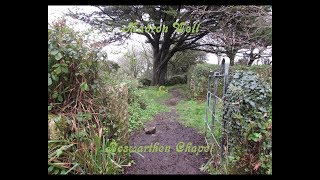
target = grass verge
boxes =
[128,86,171,132]
[173,85,227,174]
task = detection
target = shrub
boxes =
[187,63,223,99]
[165,74,187,86]
[138,78,151,86]
[187,63,272,99]
[48,19,99,112]
[222,71,272,174]
[235,58,249,65]
[48,19,130,174]
[106,60,120,71]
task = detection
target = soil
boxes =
[124,88,211,174]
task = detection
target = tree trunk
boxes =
[247,57,255,66]
[152,60,168,86]
[229,53,235,66]
[247,49,261,66]
[226,49,237,66]
[151,48,174,86]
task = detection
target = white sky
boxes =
[48,6,271,65]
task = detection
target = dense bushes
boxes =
[165,74,187,86]
[48,19,131,174]
[139,74,189,87]
[187,63,222,99]
[222,71,272,174]
[187,63,272,99]
[48,19,99,112]
[138,78,151,86]
[48,19,174,174]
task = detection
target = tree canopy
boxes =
[68,5,272,84]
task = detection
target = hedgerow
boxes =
[222,71,272,174]
[48,18,130,174]
[187,63,272,99]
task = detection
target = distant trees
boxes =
[117,46,207,79]
[117,43,153,79]
[69,6,220,85]
[189,5,272,66]
[68,5,272,85]
[167,50,207,77]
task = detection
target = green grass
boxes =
[166,84,190,98]
[176,99,223,137]
[136,86,171,124]
[176,100,206,133]
[173,83,224,136]
[176,98,229,175]
[174,85,228,174]
[48,136,127,174]
[128,86,171,132]
[48,86,172,175]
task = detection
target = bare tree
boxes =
[117,43,154,78]
[189,5,272,66]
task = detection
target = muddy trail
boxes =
[124,88,211,174]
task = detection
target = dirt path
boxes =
[124,88,210,174]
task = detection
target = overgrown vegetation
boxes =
[221,71,272,174]
[165,74,188,86]
[48,19,131,174]
[175,71,272,175]
[49,5,272,174]
[176,100,206,133]
[188,63,272,99]
[69,5,271,85]
[128,86,171,132]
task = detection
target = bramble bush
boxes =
[48,19,99,112]
[48,18,131,174]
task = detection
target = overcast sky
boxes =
[48,6,271,65]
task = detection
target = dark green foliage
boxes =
[68,6,218,85]
[48,18,99,112]
[222,71,272,174]
[167,50,207,77]
[48,19,131,174]
[188,63,272,99]
[165,74,187,86]
[229,65,272,84]
[138,100,147,110]
[139,78,152,86]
